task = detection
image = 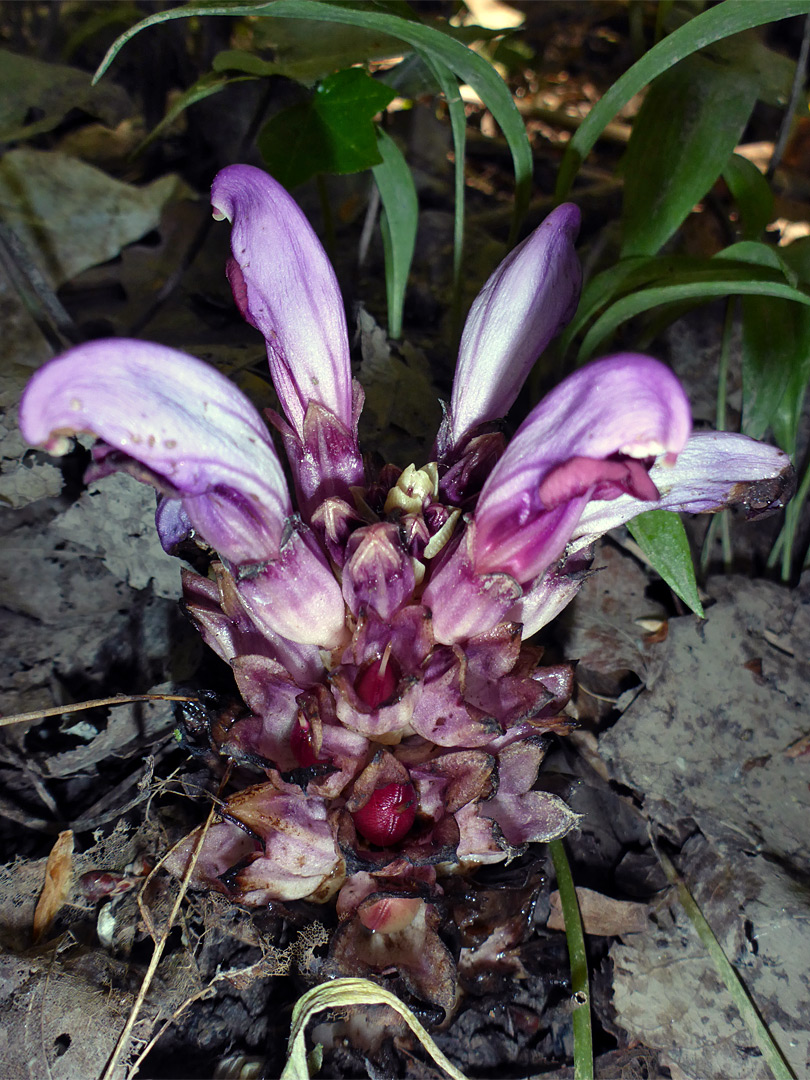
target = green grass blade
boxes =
[556,0,810,199]
[657,848,797,1080]
[577,279,810,363]
[94,0,532,237]
[422,52,466,333]
[549,838,593,1080]
[372,128,418,340]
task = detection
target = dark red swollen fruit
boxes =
[354,652,399,708]
[290,714,321,767]
[352,782,417,845]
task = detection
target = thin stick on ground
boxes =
[99,763,233,1080]
[0,693,201,728]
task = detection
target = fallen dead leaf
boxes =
[32,829,74,944]
[547,885,648,936]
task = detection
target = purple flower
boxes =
[211,166,354,438]
[19,340,346,647]
[18,164,794,1008]
[448,202,582,448]
[212,165,364,517]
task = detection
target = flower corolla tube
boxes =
[19,164,794,1009]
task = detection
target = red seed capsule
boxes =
[355,651,399,709]
[352,781,416,846]
[290,714,322,767]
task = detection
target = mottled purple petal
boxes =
[166,778,344,904]
[342,522,416,621]
[182,565,325,685]
[328,897,457,1010]
[230,519,347,648]
[480,791,580,844]
[449,203,582,445]
[472,354,692,583]
[19,340,291,566]
[211,164,352,438]
[409,647,501,747]
[422,526,522,646]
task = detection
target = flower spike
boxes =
[19,163,799,1006]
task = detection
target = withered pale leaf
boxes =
[33,829,74,943]
[548,885,648,936]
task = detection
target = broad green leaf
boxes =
[94,0,533,238]
[779,234,810,284]
[722,154,774,241]
[258,68,397,188]
[372,128,418,340]
[216,21,406,85]
[212,49,278,76]
[627,510,704,617]
[577,277,810,362]
[706,28,798,107]
[379,52,441,98]
[556,0,810,199]
[741,294,810,453]
[136,71,257,154]
[621,53,757,258]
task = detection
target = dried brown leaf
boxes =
[32,829,74,944]
[548,885,648,936]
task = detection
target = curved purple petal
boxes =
[19,340,292,566]
[211,164,352,438]
[506,546,594,638]
[570,429,795,548]
[472,354,692,583]
[449,203,582,446]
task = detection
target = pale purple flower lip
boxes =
[211,164,353,439]
[18,339,292,566]
[448,202,582,447]
[17,338,348,648]
[471,353,692,583]
[570,429,795,549]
